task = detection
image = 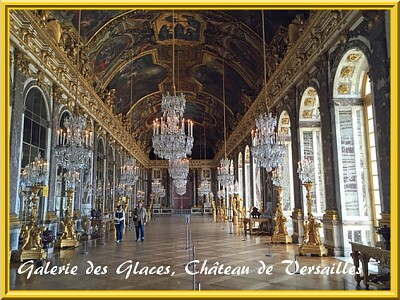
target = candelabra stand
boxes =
[20,185,47,261]
[271,186,292,244]
[56,188,79,248]
[298,182,328,256]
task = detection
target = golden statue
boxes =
[147,200,153,222]
[231,195,239,225]
[211,200,217,220]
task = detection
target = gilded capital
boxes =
[14,49,31,76]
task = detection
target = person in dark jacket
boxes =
[133,201,148,241]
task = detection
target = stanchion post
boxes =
[192,245,196,290]
[265,242,272,257]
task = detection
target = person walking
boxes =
[133,201,148,241]
[114,205,125,243]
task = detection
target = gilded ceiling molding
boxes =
[10,10,150,167]
[213,10,363,163]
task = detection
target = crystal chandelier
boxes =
[55,12,92,185]
[119,157,139,187]
[55,115,92,175]
[252,113,286,171]
[151,178,165,197]
[152,10,194,160]
[217,158,234,187]
[297,157,315,184]
[197,125,211,197]
[198,178,211,197]
[175,185,186,196]
[271,164,283,186]
[20,153,48,188]
[137,190,145,201]
[169,158,189,189]
[152,93,194,160]
[217,58,234,188]
[251,11,286,172]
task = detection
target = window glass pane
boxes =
[372,176,379,189]
[23,117,31,143]
[369,133,375,147]
[354,231,362,243]
[370,147,376,161]
[374,190,381,204]
[367,105,372,118]
[371,161,378,175]
[30,147,38,162]
[31,121,40,146]
[339,110,359,216]
[32,95,42,116]
[40,100,47,119]
[39,126,46,149]
[25,91,34,111]
[21,143,30,168]
[368,119,374,133]
[374,205,381,220]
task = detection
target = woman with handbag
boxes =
[114,205,125,243]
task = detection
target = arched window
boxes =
[21,87,49,221]
[333,48,376,254]
[278,111,294,214]
[96,138,105,210]
[21,88,48,169]
[244,145,251,209]
[363,75,381,224]
[55,111,71,218]
[238,152,243,199]
[299,87,326,217]
[106,146,115,213]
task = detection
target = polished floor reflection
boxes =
[11,216,365,291]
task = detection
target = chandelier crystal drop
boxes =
[55,114,92,176]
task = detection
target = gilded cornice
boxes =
[10,10,150,166]
[214,10,362,163]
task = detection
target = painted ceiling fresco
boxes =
[49,9,309,159]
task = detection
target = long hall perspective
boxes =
[3,3,396,299]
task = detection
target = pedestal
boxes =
[299,244,328,256]
[291,208,304,244]
[232,215,238,225]
[20,249,47,262]
[322,210,344,256]
[56,239,79,248]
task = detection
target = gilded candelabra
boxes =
[299,182,328,256]
[271,186,292,244]
[56,188,79,248]
[20,185,47,261]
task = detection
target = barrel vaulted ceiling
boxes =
[48,10,309,159]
